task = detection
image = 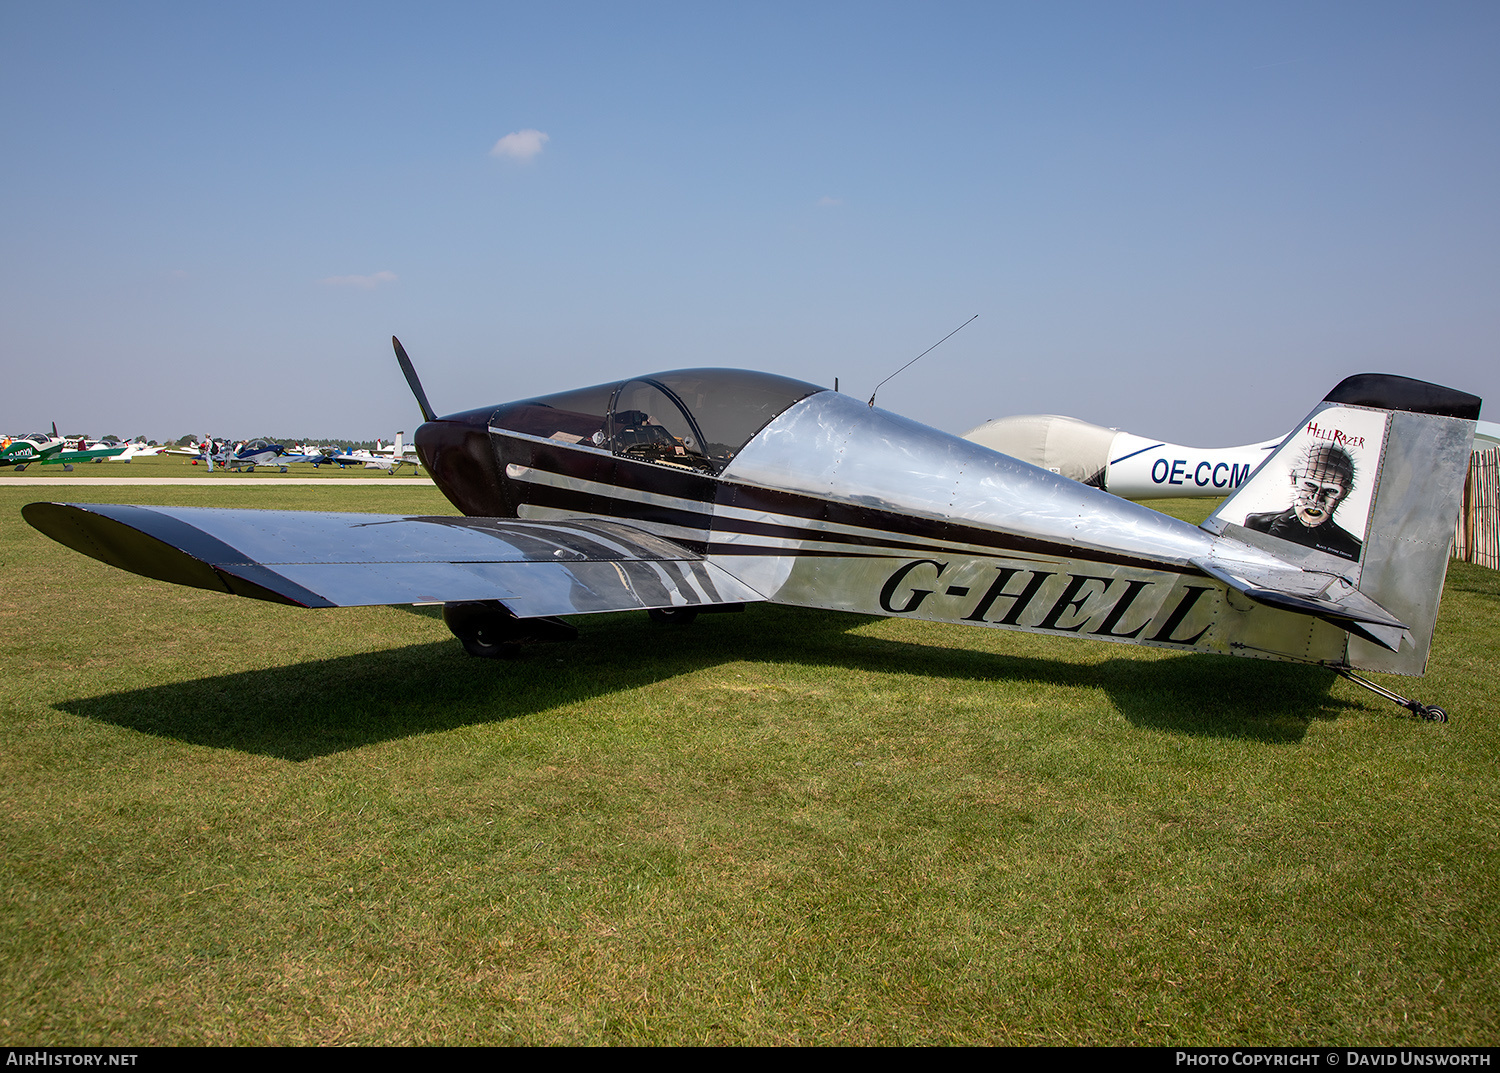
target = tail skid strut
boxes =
[1337,669,1448,722]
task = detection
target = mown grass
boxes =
[1,486,1495,1045]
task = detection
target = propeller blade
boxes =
[393,336,437,423]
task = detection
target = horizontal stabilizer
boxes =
[1191,554,1411,652]
[22,503,765,617]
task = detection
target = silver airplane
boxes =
[23,339,1480,720]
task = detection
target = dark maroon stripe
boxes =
[506,450,1199,576]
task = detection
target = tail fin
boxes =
[1203,373,1480,675]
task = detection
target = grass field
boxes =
[2,483,1496,1045]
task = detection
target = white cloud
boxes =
[319,270,398,290]
[817,195,843,208]
[490,129,550,161]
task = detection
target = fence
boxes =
[1454,447,1499,570]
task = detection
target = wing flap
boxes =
[23,503,765,616]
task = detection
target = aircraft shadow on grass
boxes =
[57,605,1348,761]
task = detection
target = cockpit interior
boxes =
[487,369,825,476]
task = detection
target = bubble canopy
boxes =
[486,368,826,474]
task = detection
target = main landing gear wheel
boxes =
[443,600,578,659]
[648,608,699,626]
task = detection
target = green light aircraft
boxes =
[1,425,127,470]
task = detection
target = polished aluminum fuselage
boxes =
[425,389,1355,667]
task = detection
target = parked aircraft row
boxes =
[161,434,425,473]
[2,430,425,473]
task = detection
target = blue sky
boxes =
[3,2,1496,445]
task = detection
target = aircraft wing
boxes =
[21,503,764,617]
[45,445,127,464]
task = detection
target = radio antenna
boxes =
[867,314,978,408]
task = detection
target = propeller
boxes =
[393,336,437,423]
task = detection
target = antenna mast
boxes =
[867,314,978,408]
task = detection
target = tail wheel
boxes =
[648,608,698,626]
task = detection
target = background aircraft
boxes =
[106,441,167,462]
[2,425,126,469]
[2,430,64,468]
[963,414,1500,500]
[164,439,326,472]
[24,341,1479,720]
[962,414,1280,500]
[218,440,329,473]
[326,432,423,472]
